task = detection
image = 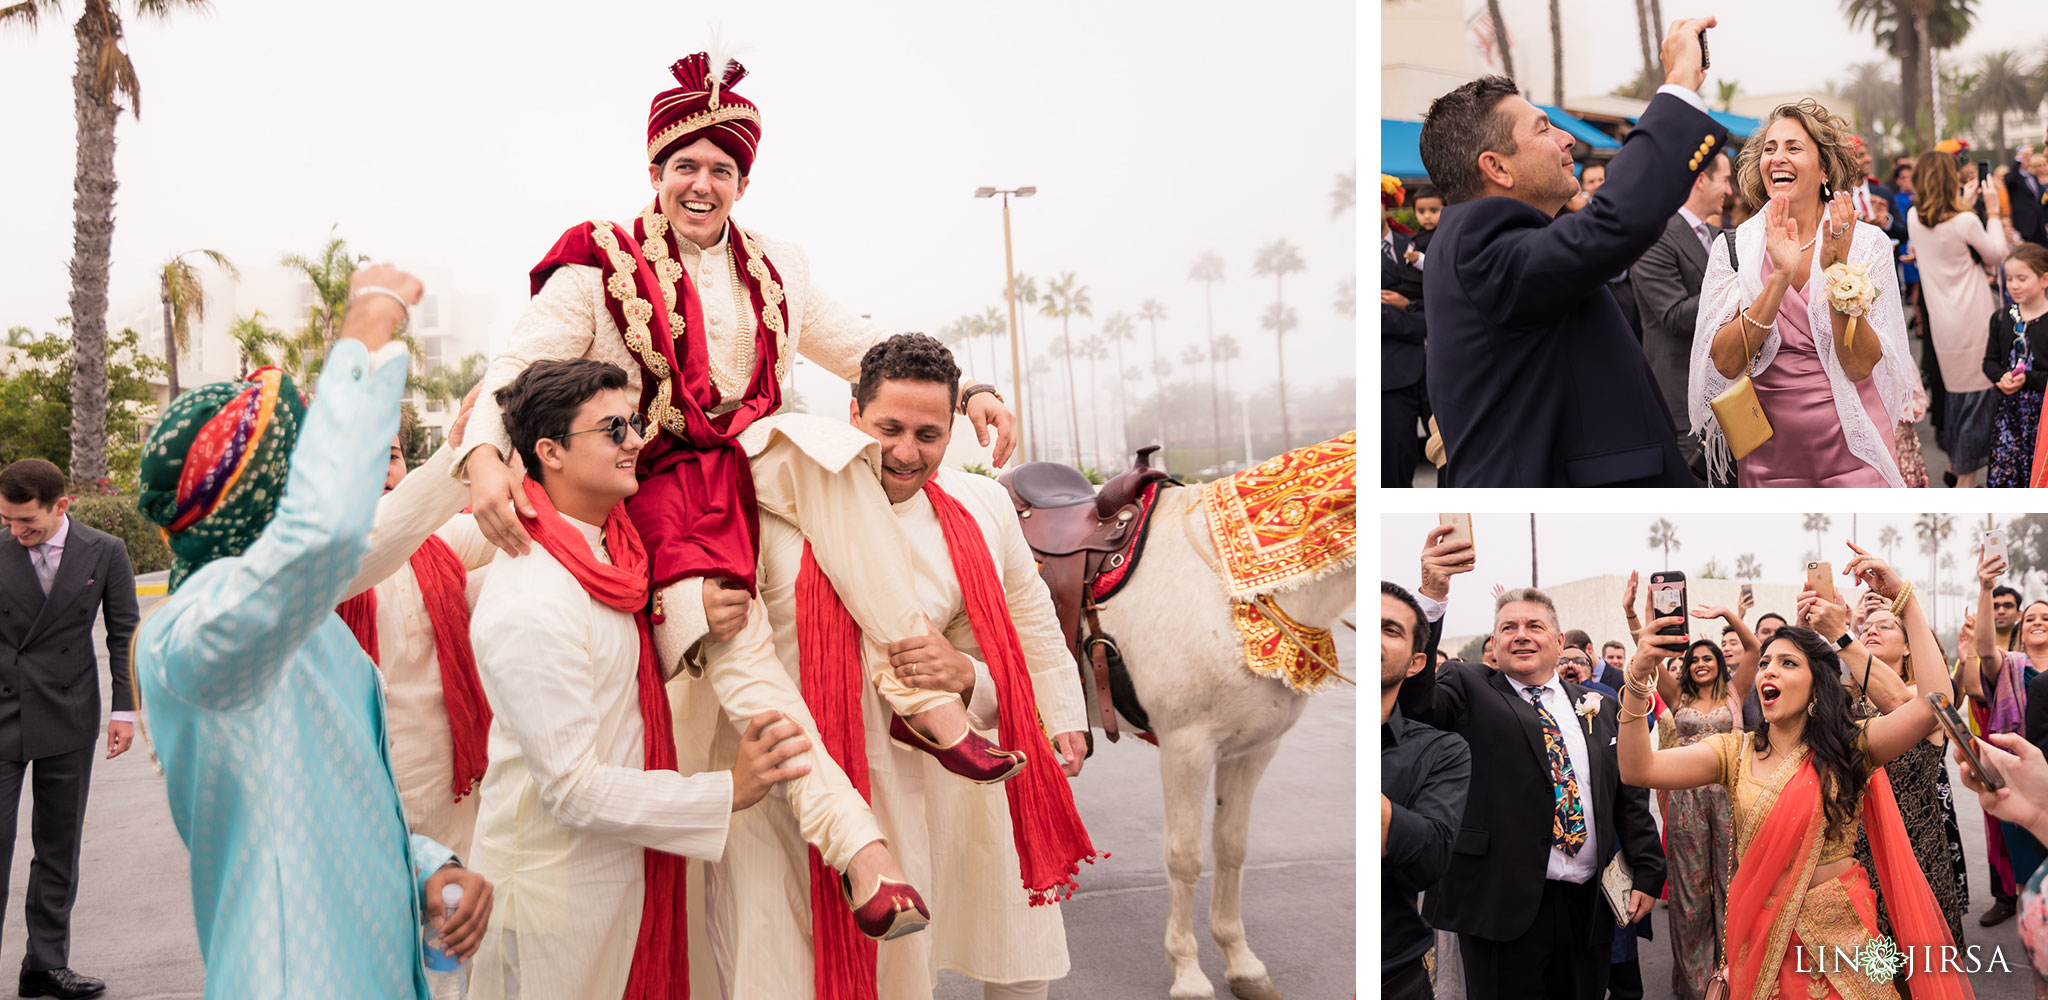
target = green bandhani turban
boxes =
[138,368,306,591]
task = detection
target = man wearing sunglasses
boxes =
[464,359,929,999]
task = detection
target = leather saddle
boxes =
[1001,445,1177,750]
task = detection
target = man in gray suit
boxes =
[1631,149,1733,482]
[0,459,137,1000]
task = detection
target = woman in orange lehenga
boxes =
[1618,541,1972,1000]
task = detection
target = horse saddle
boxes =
[1002,445,1177,749]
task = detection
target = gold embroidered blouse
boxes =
[1706,724,1875,866]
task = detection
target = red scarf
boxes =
[795,478,1101,996]
[514,478,687,1000]
[334,536,492,801]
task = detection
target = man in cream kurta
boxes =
[341,442,495,860]
[694,340,1087,999]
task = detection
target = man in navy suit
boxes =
[2009,144,2048,249]
[1419,16,1725,487]
[1383,208,1429,487]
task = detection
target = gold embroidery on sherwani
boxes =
[636,205,789,399]
[588,221,683,444]
[734,227,791,384]
[1793,876,1899,1000]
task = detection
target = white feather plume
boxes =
[703,23,752,106]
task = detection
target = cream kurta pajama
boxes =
[693,467,1087,999]
[342,446,495,860]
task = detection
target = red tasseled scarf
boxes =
[795,478,1102,996]
[334,535,493,801]
[514,478,687,1000]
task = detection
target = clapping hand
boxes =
[1763,195,1804,274]
[1821,191,1856,267]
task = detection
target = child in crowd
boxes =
[1986,243,2048,486]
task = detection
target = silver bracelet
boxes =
[350,286,413,334]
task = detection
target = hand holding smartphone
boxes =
[1930,691,2005,791]
[1649,571,1688,640]
[1806,561,1837,604]
[1984,529,2009,569]
[1438,513,1473,549]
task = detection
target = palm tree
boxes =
[1076,333,1111,467]
[282,231,366,350]
[1632,0,1657,101]
[1212,334,1242,463]
[1736,553,1762,579]
[1840,0,1981,150]
[1964,50,2039,160]
[227,311,285,376]
[1188,251,1227,467]
[1040,272,1092,465]
[1329,170,1355,220]
[1335,277,1356,318]
[158,248,235,399]
[418,353,489,409]
[976,305,1007,391]
[1102,311,1136,459]
[1251,240,1305,449]
[1714,79,1740,111]
[1548,0,1564,107]
[1803,513,1833,557]
[1485,0,1515,80]
[1878,523,1903,563]
[1136,297,1168,449]
[3,0,214,479]
[1833,61,1902,136]
[1648,518,1682,569]
[1916,512,1955,627]
[1026,353,1053,458]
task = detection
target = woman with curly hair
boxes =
[1618,542,1970,999]
[1688,100,1917,487]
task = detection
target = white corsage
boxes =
[1824,260,1879,330]
[1576,692,1602,735]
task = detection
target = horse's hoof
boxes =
[1168,975,1216,1000]
[1227,975,1282,1000]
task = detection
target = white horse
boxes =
[1093,479,1356,1000]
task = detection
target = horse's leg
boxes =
[1160,731,1220,999]
[1210,736,1285,1000]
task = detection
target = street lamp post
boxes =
[976,185,1035,461]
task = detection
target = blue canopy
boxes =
[1706,109,1762,138]
[1382,119,1428,180]
[1534,105,1621,151]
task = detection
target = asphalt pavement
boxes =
[5,577,1358,998]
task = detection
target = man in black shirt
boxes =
[1381,581,1471,998]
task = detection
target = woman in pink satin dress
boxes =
[1688,100,1915,487]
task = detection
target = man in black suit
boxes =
[2009,144,2048,249]
[1418,16,1724,487]
[1631,148,1732,481]
[1401,541,1664,999]
[1383,207,1429,487]
[1848,137,1909,245]
[0,459,136,1000]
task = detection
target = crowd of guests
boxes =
[1382,12,2048,488]
[1382,523,2048,999]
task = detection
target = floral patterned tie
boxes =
[1525,686,1587,855]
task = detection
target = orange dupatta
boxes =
[2029,388,2048,487]
[1724,751,1972,999]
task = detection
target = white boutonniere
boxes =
[1576,692,1603,735]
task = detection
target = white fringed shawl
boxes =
[1686,213,1913,487]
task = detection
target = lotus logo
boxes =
[1857,936,1903,981]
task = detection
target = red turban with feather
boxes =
[647,52,763,174]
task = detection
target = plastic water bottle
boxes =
[423,882,467,998]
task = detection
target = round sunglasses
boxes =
[553,413,647,447]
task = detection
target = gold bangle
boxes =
[1891,581,1915,618]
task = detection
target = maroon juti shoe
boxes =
[842,873,932,941]
[888,715,1027,784]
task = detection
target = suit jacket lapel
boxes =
[0,536,47,624]
[1668,213,1709,273]
[26,528,92,643]
[1489,670,1551,770]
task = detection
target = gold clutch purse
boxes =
[1710,308,1774,461]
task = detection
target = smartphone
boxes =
[1806,561,1837,603]
[1438,513,1473,549]
[1977,161,1992,183]
[1649,571,1687,639]
[1929,691,2005,790]
[1740,583,1753,603]
[1984,528,2009,568]
[1698,29,1710,71]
